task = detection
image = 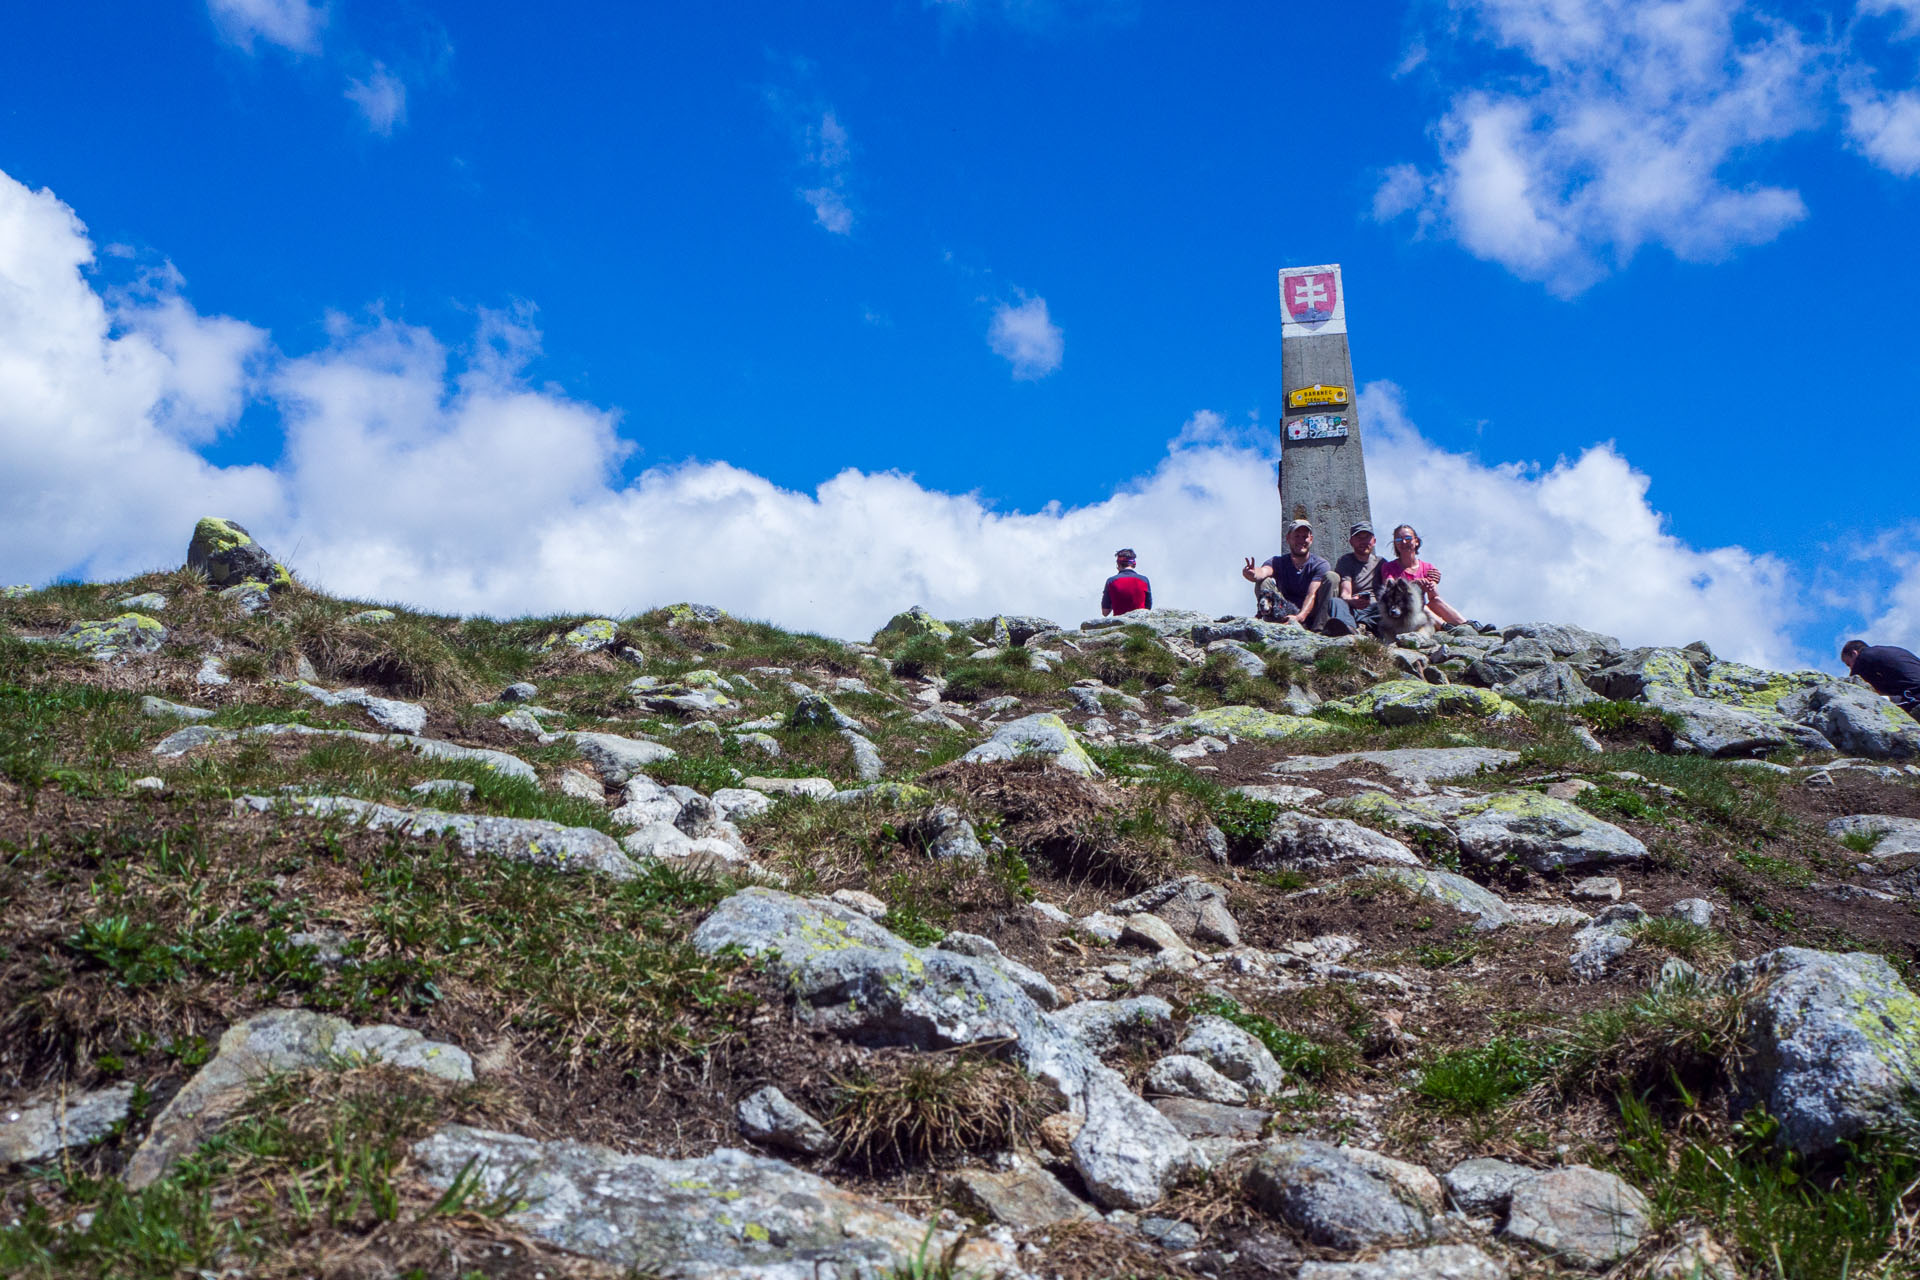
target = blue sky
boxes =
[3,0,1919,667]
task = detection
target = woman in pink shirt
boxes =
[1381,525,1468,626]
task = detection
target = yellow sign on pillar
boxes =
[1285,384,1349,409]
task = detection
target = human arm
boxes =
[1144,580,1153,609]
[1285,576,1323,626]
[1243,557,1274,583]
[1100,579,1114,617]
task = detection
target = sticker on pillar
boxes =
[1277,263,1346,336]
[1285,414,1349,441]
[1286,384,1348,409]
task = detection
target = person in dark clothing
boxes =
[1841,640,1920,721]
[1242,519,1357,634]
[1102,548,1153,616]
[1334,520,1386,635]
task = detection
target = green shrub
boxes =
[1414,1036,1552,1114]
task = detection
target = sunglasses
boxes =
[1393,536,1417,543]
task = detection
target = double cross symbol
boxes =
[1290,277,1329,311]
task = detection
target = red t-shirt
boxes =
[1380,558,1437,588]
[1102,570,1152,614]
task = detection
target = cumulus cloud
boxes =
[0,164,1871,670]
[344,64,408,136]
[207,0,326,55]
[1380,0,1824,294]
[1844,0,1920,175]
[987,295,1064,380]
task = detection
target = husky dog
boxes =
[1377,576,1436,641]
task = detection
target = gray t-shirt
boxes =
[1335,551,1385,603]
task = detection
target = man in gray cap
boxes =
[1242,519,1357,634]
[1335,520,1386,636]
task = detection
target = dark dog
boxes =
[1377,576,1436,641]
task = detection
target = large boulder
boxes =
[1110,876,1239,946]
[991,614,1060,647]
[1427,792,1647,872]
[1080,608,1215,638]
[541,618,618,653]
[560,731,677,783]
[1648,688,1832,758]
[690,888,1195,1208]
[1323,681,1522,726]
[1498,662,1602,707]
[1728,947,1920,1157]
[1586,647,1702,701]
[128,1010,470,1188]
[412,1125,1016,1277]
[186,517,288,589]
[961,713,1103,777]
[1500,622,1621,656]
[876,605,952,641]
[1781,682,1920,759]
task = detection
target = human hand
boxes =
[1423,566,1443,587]
[1242,557,1258,581]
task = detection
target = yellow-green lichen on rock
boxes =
[1175,705,1338,741]
[1324,680,1521,726]
[876,605,953,641]
[542,618,619,653]
[1697,661,1825,710]
[58,612,169,660]
[186,516,288,590]
[960,712,1105,776]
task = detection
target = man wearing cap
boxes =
[1335,521,1386,636]
[1841,639,1920,722]
[1102,548,1153,616]
[1242,520,1357,634]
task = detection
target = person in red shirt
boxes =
[1379,524,1468,626]
[1102,548,1153,616]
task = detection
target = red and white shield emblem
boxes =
[1283,271,1337,323]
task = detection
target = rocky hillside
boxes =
[2,519,1918,1280]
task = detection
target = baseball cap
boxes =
[1349,521,1373,537]
[1286,519,1313,535]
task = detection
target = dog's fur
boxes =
[1377,576,1436,641]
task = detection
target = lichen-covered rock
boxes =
[1167,705,1338,742]
[990,614,1060,648]
[1269,746,1520,794]
[1586,646,1701,701]
[1503,1165,1651,1268]
[876,605,952,640]
[1080,607,1215,638]
[1499,662,1602,706]
[1320,792,1460,850]
[234,794,636,879]
[347,608,395,624]
[0,1083,136,1168]
[186,516,288,589]
[541,618,619,653]
[1358,868,1518,930]
[115,592,168,612]
[1245,1139,1437,1249]
[788,691,867,732]
[1728,946,1920,1157]
[1783,682,1920,759]
[412,1125,1017,1278]
[1500,622,1621,656]
[690,888,1195,1208]
[128,1009,470,1188]
[948,1155,1095,1228]
[58,613,167,661]
[1428,791,1647,872]
[1254,812,1422,870]
[1649,687,1832,758]
[219,580,272,614]
[1,584,30,598]
[1054,996,1175,1055]
[961,713,1104,777]
[1324,680,1522,726]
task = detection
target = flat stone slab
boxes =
[1504,1165,1651,1268]
[1269,747,1520,794]
[413,1125,1016,1278]
[1169,706,1338,742]
[1826,814,1920,857]
[948,1156,1096,1228]
[1358,867,1518,930]
[1151,1096,1271,1139]
[233,795,636,879]
[153,723,536,781]
[128,1010,470,1188]
[741,776,838,799]
[0,1083,136,1167]
[556,731,677,783]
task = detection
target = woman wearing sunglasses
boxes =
[1379,525,1468,627]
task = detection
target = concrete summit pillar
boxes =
[1276,263,1373,543]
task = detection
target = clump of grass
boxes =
[1838,830,1882,856]
[1616,1096,1920,1280]
[828,1050,1041,1173]
[1540,981,1749,1110]
[1631,916,1733,965]
[0,681,149,798]
[940,651,1056,704]
[1577,784,1665,822]
[889,635,950,680]
[282,601,472,698]
[1414,1035,1552,1114]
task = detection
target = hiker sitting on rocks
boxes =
[1335,520,1386,635]
[1379,524,1468,627]
[1101,548,1153,616]
[1841,639,1920,722]
[1243,519,1358,634]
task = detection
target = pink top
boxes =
[1380,558,1437,586]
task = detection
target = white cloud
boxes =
[344,64,408,136]
[764,95,856,235]
[1381,0,1823,294]
[0,165,1849,670]
[207,0,326,55]
[987,295,1064,380]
